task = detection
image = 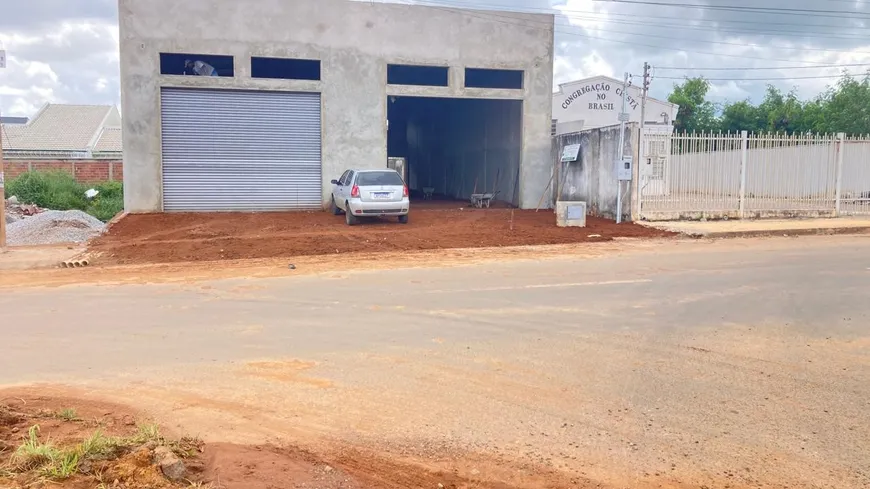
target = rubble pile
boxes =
[4,196,42,224]
[4,196,106,246]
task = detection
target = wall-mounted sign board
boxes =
[561,143,581,163]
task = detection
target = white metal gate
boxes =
[638,131,870,220]
[160,88,322,211]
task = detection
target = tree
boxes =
[664,73,870,135]
[755,86,804,133]
[817,76,870,134]
[720,100,762,133]
[668,77,719,133]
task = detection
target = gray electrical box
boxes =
[615,157,633,181]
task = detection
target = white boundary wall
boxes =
[638,131,870,220]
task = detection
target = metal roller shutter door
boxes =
[160,88,322,211]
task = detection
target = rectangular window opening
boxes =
[464,68,523,90]
[160,53,234,77]
[251,57,321,81]
[387,64,449,87]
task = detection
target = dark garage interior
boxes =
[387,96,523,206]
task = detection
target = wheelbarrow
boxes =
[470,192,498,208]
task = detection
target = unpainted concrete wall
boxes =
[553,123,637,220]
[119,0,554,212]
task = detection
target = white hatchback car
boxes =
[330,169,410,225]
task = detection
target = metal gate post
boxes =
[835,132,845,216]
[739,131,748,218]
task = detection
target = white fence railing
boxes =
[638,131,870,220]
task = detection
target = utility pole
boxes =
[0,46,7,253]
[616,71,629,224]
[635,62,650,222]
[640,62,650,134]
[0,105,5,253]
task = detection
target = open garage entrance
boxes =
[387,96,523,207]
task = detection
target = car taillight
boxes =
[402,185,409,197]
[351,185,360,198]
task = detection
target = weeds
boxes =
[4,419,201,484]
[55,408,79,421]
[188,481,221,488]
[129,422,163,445]
[41,451,79,479]
[12,425,61,471]
[9,424,142,481]
[78,430,114,458]
[4,171,124,222]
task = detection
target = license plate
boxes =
[374,192,391,199]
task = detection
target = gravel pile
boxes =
[7,210,106,246]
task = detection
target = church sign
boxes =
[560,82,639,112]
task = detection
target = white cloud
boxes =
[0,3,119,117]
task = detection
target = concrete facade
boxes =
[119,0,555,212]
[552,76,678,135]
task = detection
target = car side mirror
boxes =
[330,179,339,185]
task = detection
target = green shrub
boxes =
[87,195,124,222]
[5,171,86,210]
[93,181,123,201]
[4,172,124,222]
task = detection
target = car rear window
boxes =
[356,171,404,186]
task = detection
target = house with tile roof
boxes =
[1,104,123,182]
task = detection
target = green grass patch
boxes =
[5,420,200,483]
[4,171,124,222]
[12,425,62,472]
[55,408,79,421]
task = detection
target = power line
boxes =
[654,63,870,71]
[422,4,870,66]
[557,14,870,42]
[415,0,870,31]
[654,73,867,81]
[420,0,870,51]
[585,0,870,20]
[549,18,870,56]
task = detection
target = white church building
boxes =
[552,75,679,135]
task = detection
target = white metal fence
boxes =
[638,131,870,220]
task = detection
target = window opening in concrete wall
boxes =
[251,57,321,80]
[387,64,449,87]
[159,53,234,77]
[464,68,524,90]
[387,96,523,207]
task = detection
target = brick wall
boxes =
[3,160,123,183]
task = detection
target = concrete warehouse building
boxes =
[552,75,678,135]
[119,0,555,212]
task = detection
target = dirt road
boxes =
[88,207,672,265]
[2,236,869,488]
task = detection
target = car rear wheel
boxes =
[398,214,409,224]
[330,196,342,215]
[345,203,358,226]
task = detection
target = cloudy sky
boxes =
[1,0,870,117]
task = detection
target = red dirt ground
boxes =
[89,205,674,265]
[0,391,579,489]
